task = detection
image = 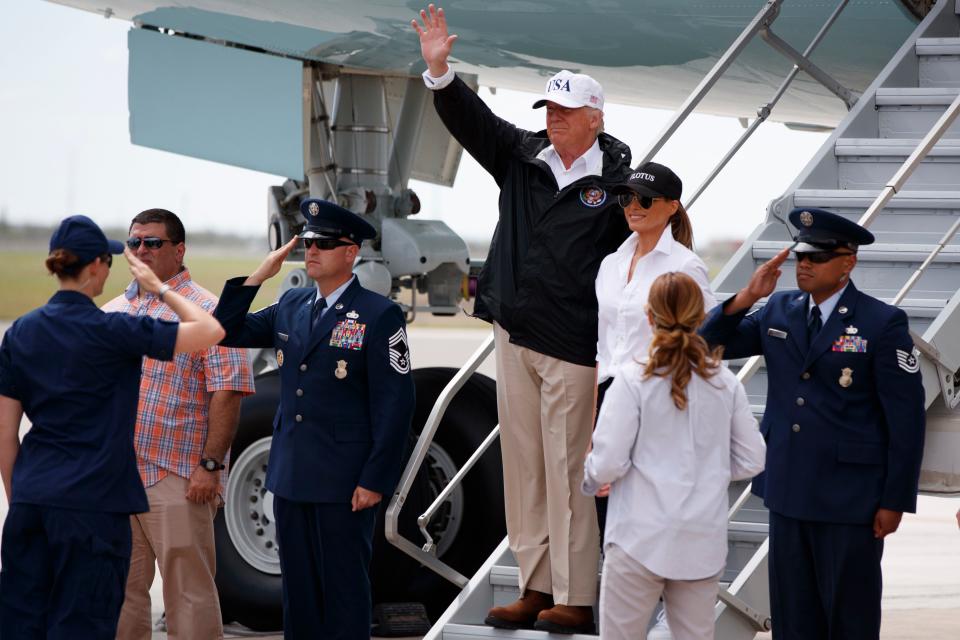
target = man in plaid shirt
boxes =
[104,209,255,640]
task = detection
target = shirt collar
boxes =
[536,138,603,175]
[616,225,676,259]
[316,275,355,309]
[808,281,849,323]
[49,290,96,307]
[124,267,192,301]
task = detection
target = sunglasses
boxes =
[100,254,113,268]
[617,193,663,209]
[795,250,854,264]
[302,238,356,250]
[126,237,173,250]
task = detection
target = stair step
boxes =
[794,189,960,208]
[442,623,599,639]
[876,88,960,138]
[835,139,960,190]
[916,37,960,88]
[753,239,960,263]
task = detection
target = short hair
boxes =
[129,208,186,244]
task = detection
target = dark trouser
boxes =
[769,511,883,640]
[274,497,377,640]
[595,377,614,544]
[0,503,132,640]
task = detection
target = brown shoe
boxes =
[534,604,596,634]
[484,590,554,629]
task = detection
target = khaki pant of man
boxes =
[116,474,223,640]
[493,323,599,606]
[599,544,720,640]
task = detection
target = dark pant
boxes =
[769,511,883,640]
[595,377,614,544]
[0,503,132,640]
[274,497,377,640]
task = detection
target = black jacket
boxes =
[434,75,632,366]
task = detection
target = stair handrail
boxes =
[728,90,960,523]
[385,332,496,588]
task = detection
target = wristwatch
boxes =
[158,283,171,302]
[199,457,225,472]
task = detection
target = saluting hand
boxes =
[411,4,458,78]
[725,248,790,315]
[351,486,382,512]
[125,248,163,295]
[245,236,298,287]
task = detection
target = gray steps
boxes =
[918,38,960,88]
[877,88,960,138]
[835,138,960,190]
[442,625,598,639]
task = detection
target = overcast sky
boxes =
[1,0,831,248]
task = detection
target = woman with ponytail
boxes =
[0,215,224,638]
[583,272,765,640]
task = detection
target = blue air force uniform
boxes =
[214,200,415,640]
[700,209,925,640]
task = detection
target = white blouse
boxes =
[582,362,766,579]
[595,226,716,383]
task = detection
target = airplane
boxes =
[34,0,959,636]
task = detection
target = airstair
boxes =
[386,1,960,638]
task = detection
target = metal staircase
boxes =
[387,1,960,638]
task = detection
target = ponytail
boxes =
[669,203,694,250]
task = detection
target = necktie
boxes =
[808,305,822,341]
[311,297,327,330]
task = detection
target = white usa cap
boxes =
[532,70,604,111]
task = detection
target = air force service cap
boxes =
[612,162,683,201]
[299,198,376,245]
[532,70,604,111]
[49,214,125,265]
[789,207,874,253]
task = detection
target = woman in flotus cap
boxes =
[0,215,224,639]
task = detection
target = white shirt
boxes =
[422,68,602,189]
[595,226,717,382]
[582,361,766,579]
[808,281,849,325]
[314,275,355,319]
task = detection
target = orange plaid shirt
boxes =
[103,269,255,489]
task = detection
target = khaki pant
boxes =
[116,474,222,640]
[599,544,719,640]
[494,323,599,606]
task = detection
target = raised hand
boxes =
[411,4,458,77]
[245,236,298,286]
[125,247,163,295]
[725,247,790,315]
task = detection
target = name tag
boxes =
[277,332,289,342]
[767,328,787,340]
[330,319,366,350]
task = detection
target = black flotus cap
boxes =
[612,162,683,201]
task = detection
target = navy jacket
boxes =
[0,291,177,514]
[215,277,415,503]
[700,282,925,524]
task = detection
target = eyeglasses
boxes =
[617,193,663,209]
[795,250,854,264]
[100,254,113,268]
[126,237,173,250]
[302,238,356,251]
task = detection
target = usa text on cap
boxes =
[299,198,376,245]
[789,207,874,253]
[532,70,604,111]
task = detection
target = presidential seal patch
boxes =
[388,328,410,374]
[580,187,607,208]
[896,347,920,373]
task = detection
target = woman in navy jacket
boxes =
[0,215,225,640]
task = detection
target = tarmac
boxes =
[0,322,957,638]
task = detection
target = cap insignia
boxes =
[799,211,814,227]
[308,202,320,217]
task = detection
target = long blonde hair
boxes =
[643,272,723,410]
